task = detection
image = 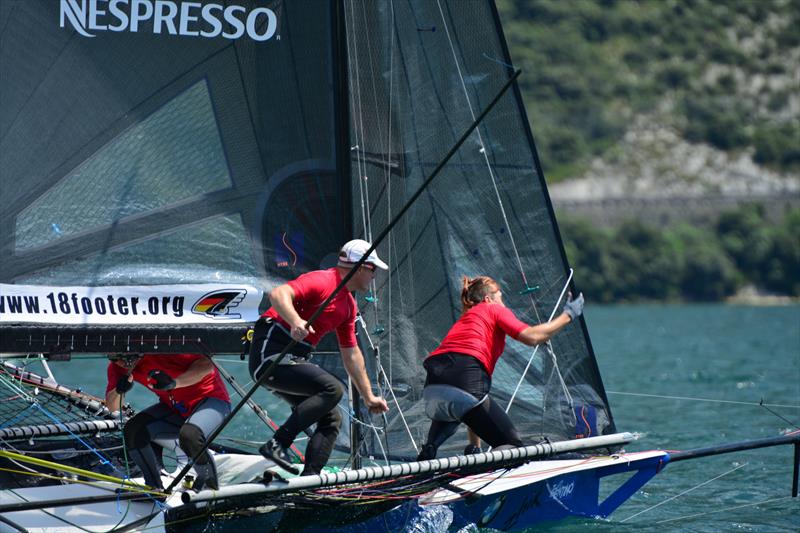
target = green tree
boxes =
[559,217,615,302]
[716,204,773,285]
[669,224,739,300]
[761,209,800,295]
[606,220,682,301]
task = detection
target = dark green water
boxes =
[567,304,800,533]
[46,304,799,532]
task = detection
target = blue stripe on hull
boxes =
[446,454,666,530]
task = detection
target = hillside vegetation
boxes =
[560,205,800,302]
[497,0,800,181]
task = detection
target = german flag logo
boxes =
[191,290,247,320]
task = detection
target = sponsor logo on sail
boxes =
[192,289,247,320]
[60,0,278,41]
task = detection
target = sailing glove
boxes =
[115,375,134,394]
[148,370,176,391]
[563,292,585,320]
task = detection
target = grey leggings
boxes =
[123,397,230,488]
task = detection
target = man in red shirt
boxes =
[248,239,389,475]
[106,352,231,491]
[417,275,584,460]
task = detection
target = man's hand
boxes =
[289,320,314,342]
[148,370,176,391]
[115,375,134,394]
[364,395,389,414]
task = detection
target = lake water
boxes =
[44,304,799,532]
[566,304,800,533]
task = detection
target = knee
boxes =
[322,379,345,405]
[123,413,152,449]
[179,423,210,464]
[318,408,343,432]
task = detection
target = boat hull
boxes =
[0,483,168,532]
[174,450,667,532]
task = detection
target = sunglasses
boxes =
[360,263,376,272]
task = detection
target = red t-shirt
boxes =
[429,303,528,375]
[106,353,230,418]
[262,268,358,347]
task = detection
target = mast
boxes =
[332,0,361,469]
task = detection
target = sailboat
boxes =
[1,1,797,531]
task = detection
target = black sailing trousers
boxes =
[423,352,523,449]
[249,318,344,476]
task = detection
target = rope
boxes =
[619,462,748,523]
[505,269,574,413]
[344,3,394,466]
[655,495,794,524]
[606,391,800,409]
[379,364,418,453]
[434,3,579,428]
[356,314,417,453]
[353,315,393,463]
[170,68,522,493]
[345,0,371,242]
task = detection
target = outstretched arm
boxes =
[516,313,572,346]
[340,346,388,414]
[516,292,585,346]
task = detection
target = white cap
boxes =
[338,239,388,270]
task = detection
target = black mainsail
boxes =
[1,0,614,471]
[336,1,616,458]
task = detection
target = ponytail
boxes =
[460,275,499,313]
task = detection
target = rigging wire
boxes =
[609,391,800,430]
[506,269,574,413]
[655,495,794,524]
[434,0,538,317]
[356,313,418,453]
[619,462,748,523]
[605,392,800,411]
[758,399,800,430]
[354,314,392,462]
[384,0,397,390]
[172,62,522,493]
[434,1,582,433]
[345,0,371,243]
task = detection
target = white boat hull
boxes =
[0,482,168,532]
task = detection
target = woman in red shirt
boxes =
[417,275,583,460]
